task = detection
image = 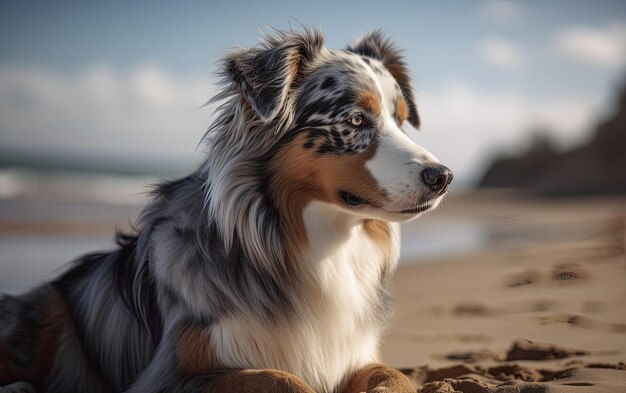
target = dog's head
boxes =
[222,29,452,224]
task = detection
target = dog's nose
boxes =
[421,164,453,193]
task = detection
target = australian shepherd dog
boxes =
[0,28,452,393]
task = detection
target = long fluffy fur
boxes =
[0,27,443,393]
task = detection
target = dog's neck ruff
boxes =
[210,200,400,392]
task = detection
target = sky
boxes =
[0,0,625,185]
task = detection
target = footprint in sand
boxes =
[504,262,588,288]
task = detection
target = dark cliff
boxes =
[480,84,626,195]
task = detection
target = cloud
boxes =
[554,22,626,68]
[0,64,213,164]
[0,65,605,186]
[478,38,523,69]
[413,84,601,184]
[480,1,522,24]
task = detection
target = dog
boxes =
[0,28,452,393]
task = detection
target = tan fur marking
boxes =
[358,88,382,115]
[34,289,69,379]
[343,364,414,393]
[395,96,409,123]
[343,366,370,393]
[0,287,68,386]
[289,50,300,80]
[285,49,301,97]
[176,326,219,376]
[270,134,388,258]
[209,369,316,393]
[0,345,29,385]
[363,219,392,263]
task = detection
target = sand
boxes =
[382,191,626,392]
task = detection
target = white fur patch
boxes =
[210,201,399,393]
[359,58,441,212]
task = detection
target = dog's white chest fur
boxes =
[210,201,400,392]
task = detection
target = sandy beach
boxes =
[382,191,626,392]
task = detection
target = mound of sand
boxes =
[402,360,625,393]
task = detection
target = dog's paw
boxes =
[209,368,316,393]
[0,382,36,393]
[368,376,416,393]
[370,385,415,393]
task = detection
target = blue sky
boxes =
[1,0,625,184]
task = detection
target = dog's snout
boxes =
[421,164,453,193]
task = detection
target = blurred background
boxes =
[1,0,625,294]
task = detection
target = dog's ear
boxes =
[225,29,324,122]
[347,31,420,129]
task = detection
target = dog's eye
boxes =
[348,114,364,127]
